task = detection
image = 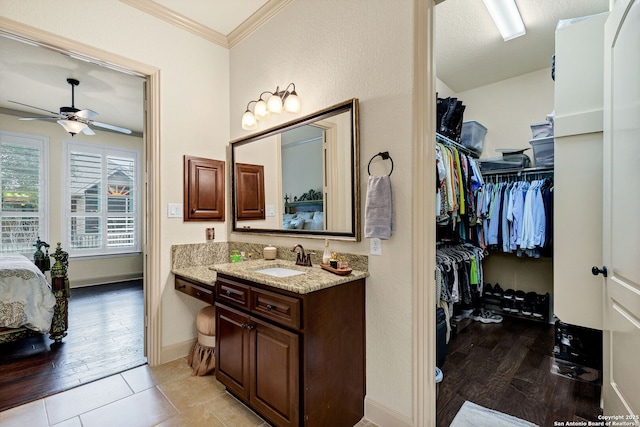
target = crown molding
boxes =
[227,0,295,48]
[118,0,293,50]
[118,0,229,48]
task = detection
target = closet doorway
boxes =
[433,1,608,425]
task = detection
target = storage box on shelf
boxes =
[460,120,487,156]
[530,136,554,167]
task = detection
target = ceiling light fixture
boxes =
[242,83,300,130]
[483,0,526,41]
[57,118,89,136]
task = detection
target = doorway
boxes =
[0,21,162,402]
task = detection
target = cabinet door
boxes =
[215,304,250,400]
[250,316,299,427]
[184,155,225,221]
[235,163,265,220]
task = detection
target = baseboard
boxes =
[70,273,143,288]
[364,396,413,427]
[160,338,196,365]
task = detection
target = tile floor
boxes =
[0,357,376,427]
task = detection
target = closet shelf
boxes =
[481,166,554,176]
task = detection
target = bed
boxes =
[0,243,69,344]
[283,189,325,230]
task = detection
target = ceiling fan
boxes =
[9,78,132,136]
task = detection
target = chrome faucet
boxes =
[291,244,313,267]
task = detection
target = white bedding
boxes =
[0,254,55,334]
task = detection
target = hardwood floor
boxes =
[437,316,602,426]
[0,280,145,412]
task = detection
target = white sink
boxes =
[254,267,307,278]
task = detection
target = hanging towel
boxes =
[364,175,395,239]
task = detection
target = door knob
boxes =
[591,266,608,277]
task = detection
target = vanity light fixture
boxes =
[241,83,300,130]
[483,0,526,41]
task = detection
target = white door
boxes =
[601,0,640,420]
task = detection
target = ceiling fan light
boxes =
[254,99,270,119]
[57,119,88,136]
[284,91,301,113]
[483,0,526,41]
[267,93,283,114]
[241,110,258,130]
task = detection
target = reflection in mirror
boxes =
[231,98,360,240]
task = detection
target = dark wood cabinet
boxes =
[174,275,215,304]
[215,273,365,427]
[235,163,265,220]
[184,155,225,221]
[216,304,299,427]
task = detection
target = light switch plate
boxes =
[167,203,182,218]
[265,204,275,217]
[370,238,382,256]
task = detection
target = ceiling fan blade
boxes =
[91,121,132,135]
[18,117,58,122]
[8,100,63,117]
[82,126,96,136]
[75,109,98,119]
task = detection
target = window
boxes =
[0,131,49,254]
[63,141,141,257]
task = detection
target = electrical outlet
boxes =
[370,238,382,256]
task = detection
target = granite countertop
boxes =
[172,265,217,286]
[210,259,369,294]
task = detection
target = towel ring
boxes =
[367,151,394,176]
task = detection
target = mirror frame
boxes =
[230,98,360,241]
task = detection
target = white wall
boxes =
[456,68,555,159]
[0,0,231,353]
[230,0,415,420]
[0,112,144,286]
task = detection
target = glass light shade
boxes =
[241,110,258,130]
[57,119,88,135]
[283,92,301,113]
[254,99,270,119]
[267,93,283,113]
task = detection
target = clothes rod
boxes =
[435,133,478,158]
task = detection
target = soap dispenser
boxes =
[322,239,331,264]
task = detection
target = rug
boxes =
[450,401,538,427]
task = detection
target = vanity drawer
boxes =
[251,287,301,330]
[216,277,250,310]
[175,276,214,304]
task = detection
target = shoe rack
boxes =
[480,284,550,323]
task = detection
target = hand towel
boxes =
[364,175,395,239]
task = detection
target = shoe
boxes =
[483,283,493,296]
[521,303,533,316]
[532,302,544,318]
[515,290,526,301]
[472,309,503,324]
[504,289,515,300]
[493,283,504,298]
[435,367,443,383]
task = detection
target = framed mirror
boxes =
[231,98,360,241]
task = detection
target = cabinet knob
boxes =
[196,292,201,297]
[266,304,275,311]
[177,284,186,289]
[591,265,608,278]
[226,290,231,296]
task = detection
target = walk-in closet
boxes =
[434,1,610,425]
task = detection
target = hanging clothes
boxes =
[435,142,485,248]
[481,176,553,257]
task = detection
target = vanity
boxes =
[212,259,367,427]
